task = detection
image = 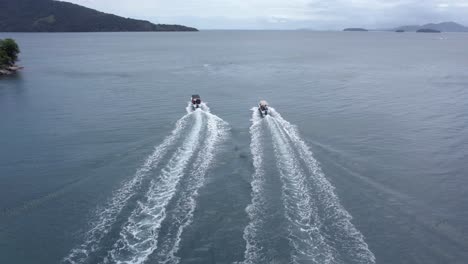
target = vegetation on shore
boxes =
[0,0,198,32]
[0,39,21,76]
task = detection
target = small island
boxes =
[0,39,21,76]
[395,29,405,33]
[343,28,368,32]
[417,28,441,33]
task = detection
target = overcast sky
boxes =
[65,0,468,29]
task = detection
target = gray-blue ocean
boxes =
[1,31,468,264]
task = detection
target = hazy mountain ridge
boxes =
[0,0,198,32]
[395,22,468,32]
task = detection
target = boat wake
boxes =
[243,108,376,264]
[186,102,210,113]
[63,105,228,264]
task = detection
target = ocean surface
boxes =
[1,31,468,264]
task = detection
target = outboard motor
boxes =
[191,94,201,109]
[259,100,269,117]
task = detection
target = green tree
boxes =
[0,49,10,67]
[0,38,20,66]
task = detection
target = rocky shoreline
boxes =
[0,65,22,76]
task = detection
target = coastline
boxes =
[0,65,22,76]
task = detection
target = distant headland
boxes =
[416,29,441,33]
[343,28,368,32]
[0,0,198,32]
[394,21,468,32]
[340,22,468,33]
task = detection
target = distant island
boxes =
[394,22,468,32]
[343,28,368,32]
[417,29,441,33]
[0,39,21,76]
[0,0,198,32]
[395,29,405,33]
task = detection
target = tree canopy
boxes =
[0,38,20,68]
[0,0,197,32]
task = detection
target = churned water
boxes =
[1,31,468,264]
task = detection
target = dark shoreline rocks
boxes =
[0,65,22,76]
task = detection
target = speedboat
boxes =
[191,94,201,109]
[258,100,269,117]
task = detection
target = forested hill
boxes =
[0,0,198,32]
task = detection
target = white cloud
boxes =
[64,0,468,29]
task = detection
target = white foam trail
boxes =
[107,110,204,264]
[156,111,229,264]
[200,102,210,112]
[269,108,376,263]
[186,103,193,114]
[63,114,191,264]
[267,116,336,264]
[242,108,268,264]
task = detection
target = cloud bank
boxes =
[65,0,468,29]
